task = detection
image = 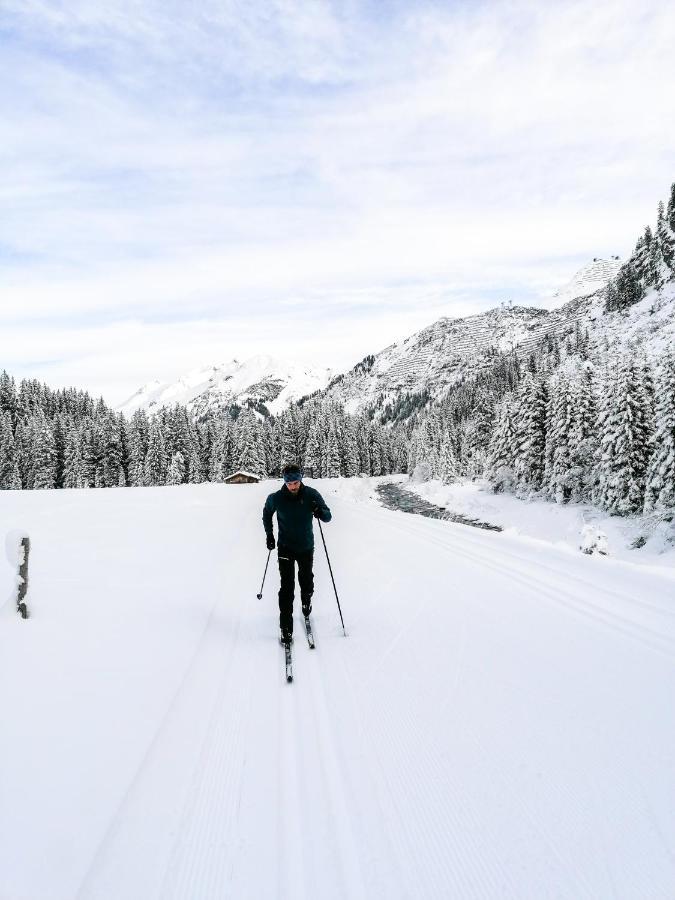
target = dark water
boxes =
[376,482,502,532]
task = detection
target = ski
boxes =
[280,637,293,682]
[303,616,315,649]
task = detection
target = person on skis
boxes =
[262,463,332,645]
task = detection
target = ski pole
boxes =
[257,549,272,599]
[318,520,347,636]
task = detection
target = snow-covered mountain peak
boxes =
[118,356,332,418]
[550,257,622,306]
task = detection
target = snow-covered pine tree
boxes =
[185,420,204,484]
[644,350,675,512]
[596,353,652,514]
[62,426,89,489]
[167,451,186,485]
[543,371,575,503]
[303,414,322,478]
[513,372,547,494]
[31,410,57,490]
[0,411,21,489]
[127,410,149,486]
[666,183,675,274]
[208,422,227,482]
[438,431,459,484]
[567,362,598,503]
[144,418,168,486]
[486,398,517,493]
[341,416,359,477]
[324,420,341,478]
[99,414,125,487]
[0,371,18,422]
[654,200,673,283]
[235,410,266,477]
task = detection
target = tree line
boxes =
[0,373,409,490]
[605,183,675,312]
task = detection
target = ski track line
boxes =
[373,499,675,618]
[351,612,524,899]
[346,496,675,616]
[158,608,256,900]
[430,528,675,658]
[325,649,415,899]
[77,518,249,900]
[439,514,675,618]
[301,622,369,900]
[356,617,598,900]
[355,503,675,658]
[337,501,670,896]
[363,509,675,896]
[331,632,471,899]
[277,653,306,900]
[344,492,675,618]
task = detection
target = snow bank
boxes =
[401,477,675,567]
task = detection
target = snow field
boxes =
[1,482,675,899]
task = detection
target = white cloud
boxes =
[1,0,674,401]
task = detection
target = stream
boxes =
[376,482,502,532]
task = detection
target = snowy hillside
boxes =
[319,260,615,416]
[2,482,674,899]
[320,258,672,419]
[118,355,332,418]
[548,256,622,306]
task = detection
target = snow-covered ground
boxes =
[1,481,675,899]
[399,476,675,568]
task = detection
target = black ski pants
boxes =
[277,545,314,634]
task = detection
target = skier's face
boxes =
[286,479,301,493]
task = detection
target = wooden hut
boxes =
[224,471,261,484]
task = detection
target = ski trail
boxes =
[77,508,250,900]
[301,627,368,900]
[158,610,256,899]
[351,500,675,657]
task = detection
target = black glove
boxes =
[312,506,322,520]
[266,535,275,550]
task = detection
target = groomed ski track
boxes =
[1,482,674,900]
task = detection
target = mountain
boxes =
[317,259,626,418]
[315,256,675,421]
[548,256,621,306]
[118,355,332,418]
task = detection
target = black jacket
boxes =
[263,484,331,552]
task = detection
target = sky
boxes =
[1,0,675,406]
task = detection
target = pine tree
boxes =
[0,371,18,422]
[439,432,459,484]
[167,451,186,485]
[235,410,266,477]
[644,350,675,511]
[304,415,322,478]
[127,410,149,486]
[63,426,89,489]
[513,373,547,493]
[567,363,598,503]
[144,418,168,486]
[0,411,21,489]
[596,354,652,514]
[32,410,57,489]
[543,372,574,503]
[342,417,359,477]
[324,420,341,478]
[487,398,517,493]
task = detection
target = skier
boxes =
[262,463,332,646]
